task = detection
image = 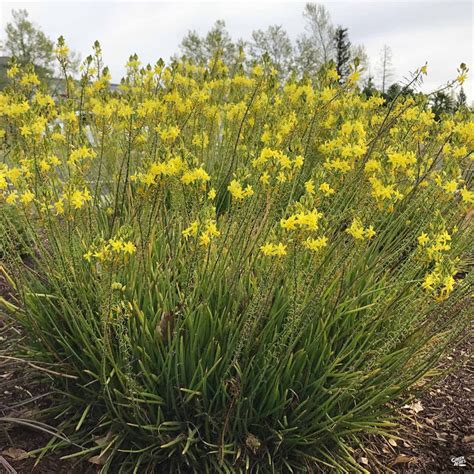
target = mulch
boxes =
[0,269,472,473]
[360,327,473,473]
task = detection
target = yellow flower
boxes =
[199,233,211,246]
[365,226,376,239]
[418,232,430,246]
[20,73,40,86]
[305,180,315,195]
[273,243,287,256]
[346,218,366,240]
[205,220,220,238]
[442,180,457,194]
[208,188,217,200]
[20,191,35,204]
[280,215,299,231]
[260,172,270,185]
[182,221,199,238]
[7,65,19,78]
[158,125,180,143]
[181,167,210,185]
[460,187,473,204]
[109,239,124,252]
[260,242,287,256]
[304,236,328,251]
[52,198,65,215]
[6,191,18,205]
[293,155,304,168]
[70,189,91,209]
[422,271,439,291]
[319,182,335,196]
[228,180,253,200]
[55,45,70,57]
[122,241,136,254]
[20,125,31,136]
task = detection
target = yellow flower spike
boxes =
[208,188,217,200]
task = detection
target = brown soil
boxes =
[363,327,473,473]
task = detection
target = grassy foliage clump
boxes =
[0,43,473,472]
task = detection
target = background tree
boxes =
[248,25,294,77]
[377,44,394,93]
[456,87,467,109]
[179,20,240,66]
[296,3,335,76]
[350,44,369,77]
[362,75,377,97]
[1,9,80,83]
[1,9,54,78]
[431,91,455,119]
[333,26,351,83]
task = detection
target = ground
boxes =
[0,271,472,473]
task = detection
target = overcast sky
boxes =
[1,0,473,99]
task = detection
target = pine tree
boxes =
[456,87,467,109]
[334,26,351,83]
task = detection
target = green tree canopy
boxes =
[248,25,294,77]
[1,9,55,78]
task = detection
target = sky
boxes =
[1,0,473,99]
